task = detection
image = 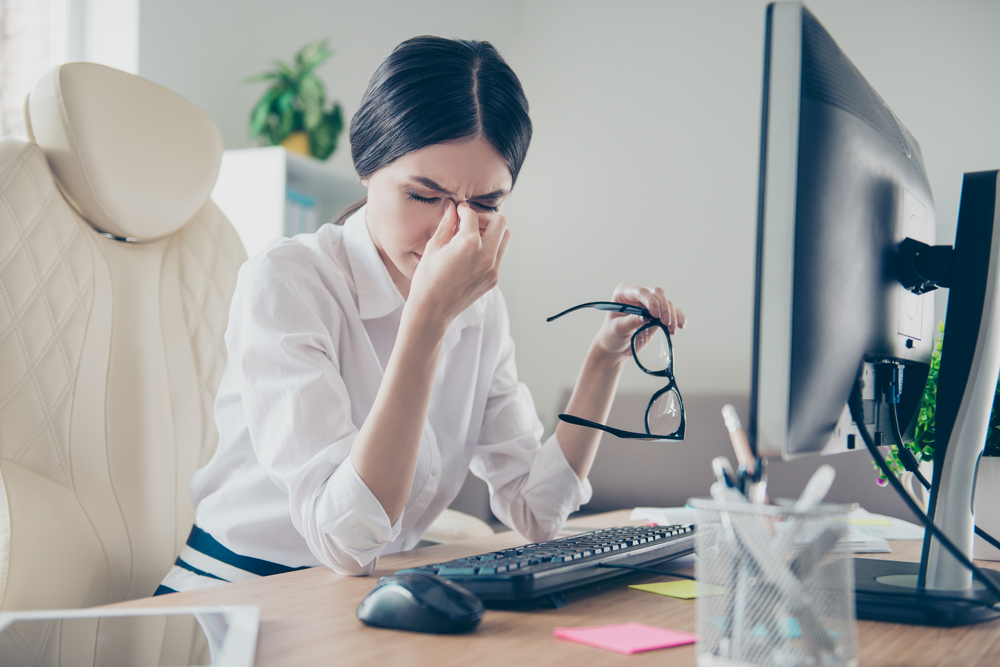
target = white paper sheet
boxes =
[837,531,892,554]
[630,506,699,526]
[631,506,921,554]
[846,508,925,540]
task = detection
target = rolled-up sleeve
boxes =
[230,254,399,575]
[470,298,592,542]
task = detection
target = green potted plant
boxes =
[248,39,344,160]
[878,323,1000,560]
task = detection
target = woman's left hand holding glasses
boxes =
[592,283,687,361]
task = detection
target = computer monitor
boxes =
[750,2,1000,625]
[751,2,936,460]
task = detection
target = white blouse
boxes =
[190,206,592,576]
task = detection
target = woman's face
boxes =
[362,137,512,297]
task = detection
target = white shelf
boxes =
[211,146,365,259]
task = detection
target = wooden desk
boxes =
[117,510,1000,666]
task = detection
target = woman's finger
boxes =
[653,286,673,331]
[611,283,687,334]
[494,227,513,272]
[610,283,642,312]
[611,314,647,335]
[427,199,460,253]
[477,211,502,238]
[481,214,508,259]
[612,283,660,320]
[456,201,480,238]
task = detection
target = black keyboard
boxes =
[397,524,695,602]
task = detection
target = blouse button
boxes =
[431,467,440,477]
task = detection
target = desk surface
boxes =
[117,510,1000,666]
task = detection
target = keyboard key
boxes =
[437,567,477,576]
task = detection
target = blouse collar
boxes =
[342,204,405,321]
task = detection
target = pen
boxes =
[721,404,755,474]
[712,456,739,492]
[722,405,768,503]
[792,464,836,514]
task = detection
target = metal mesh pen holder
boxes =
[691,499,858,667]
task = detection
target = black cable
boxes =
[597,562,696,581]
[977,526,1000,552]
[888,403,933,488]
[849,386,1000,602]
[886,392,935,586]
[886,401,1000,555]
[918,452,940,589]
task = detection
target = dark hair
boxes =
[334,36,532,224]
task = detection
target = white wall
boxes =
[138,0,519,183]
[139,0,1000,433]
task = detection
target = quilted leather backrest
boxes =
[0,134,245,613]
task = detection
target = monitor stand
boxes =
[855,559,1000,626]
[855,170,1000,626]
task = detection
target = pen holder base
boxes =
[691,499,858,667]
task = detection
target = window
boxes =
[0,0,136,138]
[0,0,62,137]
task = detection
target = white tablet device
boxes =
[0,605,260,667]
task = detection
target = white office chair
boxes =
[0,62,486,631]
[0,62,246,617]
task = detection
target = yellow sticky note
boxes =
[629,580,724,599]
[848,517,892,526]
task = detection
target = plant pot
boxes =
[280,131,311,157]
[974,456,1000,560]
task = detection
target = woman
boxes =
[157,36,684,593]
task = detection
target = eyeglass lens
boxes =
[634,325,672,373]
[648,388,683,435]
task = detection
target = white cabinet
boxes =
[211,147,364,259]
[975,457,1000,560]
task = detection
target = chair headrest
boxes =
[25,62,223,241]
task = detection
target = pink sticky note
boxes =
[553,622,697,654]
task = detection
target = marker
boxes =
[793,465,836,514]
[722,404,755,474]
[712,456,739,491]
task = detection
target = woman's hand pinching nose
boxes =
[407,198,510,327]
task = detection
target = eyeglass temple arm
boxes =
[558,413,647,439]
[558,413,684,441]
[546,301,650,322]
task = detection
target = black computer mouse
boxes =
[356,572,485,634]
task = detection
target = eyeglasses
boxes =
[547,301,686,441]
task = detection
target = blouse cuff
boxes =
[521,434,593,520]
[314,455,403,573]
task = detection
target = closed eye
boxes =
[406,191,439,205]
[407,190,500,214]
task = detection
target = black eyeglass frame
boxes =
[546,301,686,441]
